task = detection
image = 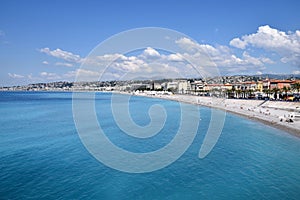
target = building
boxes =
[152,82,162,90]
[242,81,257,91]
[130,83,151,91]
[166,81,178,91]
[269,79,292,90]
[263,79,270,90]
[190,80,206,93]
[256,81,263,92]
[178,80,191,94]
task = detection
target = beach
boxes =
[132,92,300,136]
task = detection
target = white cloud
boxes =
[229,38,247,49]
[77,48,197,80]
[82,53,125,67]
[38,42,243,79]
[42,61,49,65]
[142,47,160,58]
[67,69,101,81]
[175,37,271,75]
[261,57,274,64]
[118,56,146,72]
[55,62,73,67]
[230,25,300,65]
[167,53,184,62]
[241,51,264,66]
[39,30,289,80]
[28,74,33,80]
[40,47,82,63]
[63,70,77,78]
[76,69,100,77]
[40,72,48,76]
[293,70,300,75]
[40,72,61,80]
[8,73,24,78]
[63,69,122,81]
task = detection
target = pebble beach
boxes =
[134,92,300,136]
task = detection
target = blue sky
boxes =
[1,0,300,86]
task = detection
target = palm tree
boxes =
[236,89,242,98]
[247,89,253,99]
[226,89,232,99]
[272,87,280,100]
[263,89,270,98]
[231,86,236,98]
[292,82,300,94]
[282,86,290,100]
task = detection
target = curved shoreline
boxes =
[203,101,300,137]
[128,92,300,137]
[4,90,299,137]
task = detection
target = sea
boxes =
[0,91,300,200]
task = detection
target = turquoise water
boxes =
[1,91,300,199]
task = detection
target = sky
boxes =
[0,0,300,86]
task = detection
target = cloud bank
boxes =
[10,25,300,83]
[230,25,300,65]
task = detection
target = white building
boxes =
[178,80,191,94]
[167,81,178,91]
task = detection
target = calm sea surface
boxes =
[1,92,300,199]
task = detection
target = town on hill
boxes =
[2,75,300,101]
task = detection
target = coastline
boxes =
[129,92,300,137]
[3,90,299,137]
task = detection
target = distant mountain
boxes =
[228,73,299,79]
[130,75,180,81]
[252,74,300,79]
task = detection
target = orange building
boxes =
[269,79,292,90]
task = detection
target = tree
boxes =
[226,89,232,99]
[241,86,248,98]
[231,86,236,98]
[292,82,300,94]
[272,87,280,100]
[263,89,271,98]
[247,89,254,99]
[282,86,290,100]
[236,89,242,98]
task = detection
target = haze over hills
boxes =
[2,74,299,94]
[6,73,300,86]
